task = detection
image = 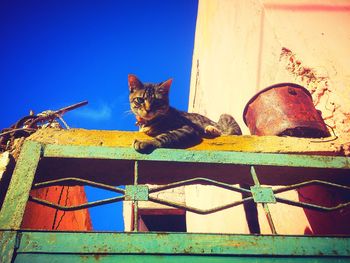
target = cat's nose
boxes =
[145,101,152,112]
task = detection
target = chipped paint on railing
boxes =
[13,231,350,257]
[42,144,350,169]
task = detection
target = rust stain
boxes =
[93,254,105,261]
[224,240,257,248]
[80,255,108,261]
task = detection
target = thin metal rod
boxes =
[133,161,139,232]
[134,160,139,185]
[29,195,124,211]
[250,166,261,187]
[33,177,125,194]
[262,203,277,234]
[148,196,254,215]
[273,180,350,194]
[149,177,251,195]
[275,196,350,212]
[133,200,139,232]
[250,166,277,235]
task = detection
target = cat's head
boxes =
[128,74,172,122]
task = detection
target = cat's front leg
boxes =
[133,125,200,153]
[133,139,161,154]
[204,125,222,137]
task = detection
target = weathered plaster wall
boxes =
[262,0,350,135]
[187,0,350,234]
[189,0,264,134]
[189,0,350,136]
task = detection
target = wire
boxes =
[310,123,338,143]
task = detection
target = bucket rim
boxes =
[242,83,312,124]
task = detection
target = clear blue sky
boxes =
[0,0,198,230]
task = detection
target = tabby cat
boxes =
[128,74,260,234]
[128,74,242,154]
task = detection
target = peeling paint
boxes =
[280,47,350,135]
[28,128,350,156]
[0,231,17,263]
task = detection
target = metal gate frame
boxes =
[1,140,350,262]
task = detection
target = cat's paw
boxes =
[205,125,222,137]
[133,139,158,154]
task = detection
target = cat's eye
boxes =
[135,97,144,104]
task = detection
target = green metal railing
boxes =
[28,166,350,234]
[1,140,350,262]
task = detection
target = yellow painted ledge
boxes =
[27,128,350,156]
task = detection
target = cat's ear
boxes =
[158,78,172,95]
[128,74,143,93]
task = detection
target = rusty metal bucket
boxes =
[243,83,330,138]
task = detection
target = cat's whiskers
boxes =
[123,109,135,117]
[128,74,241,154]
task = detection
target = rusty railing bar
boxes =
[275,196,350,212]
[148,196,254,215]
[149,177,251,195]
[29,177,350,214]
[273,180,350,194]
[33,177,125,194]
[28,195,125,211]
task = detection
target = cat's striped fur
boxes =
[129,74,242,154]
[128,74,260,234]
